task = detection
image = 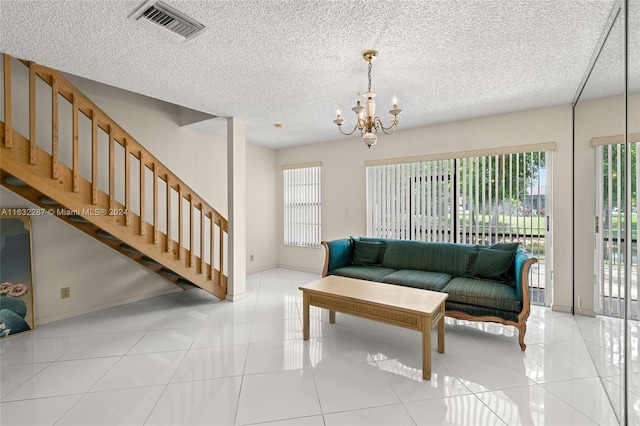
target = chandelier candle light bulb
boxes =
[334,106,344,125]
[333,50,403,148]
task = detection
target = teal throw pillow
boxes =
[472,247,515,281]
[490,242,520,252]
[464,245,481,277]
[351,241,382,266]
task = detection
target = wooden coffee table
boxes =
[299,275,448,380]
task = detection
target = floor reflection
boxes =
[0,268,638,425]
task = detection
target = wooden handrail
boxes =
[1,54,228,297]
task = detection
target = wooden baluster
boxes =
[178,184,183,260]
[91,111,98,204]
[124,138,130,225]
[209,213,214,280]
[199,204,204,274]
[219,220,224,285]
[72,94,79,192]
[153,163,158,244]
[166,175,172,253]
[29,61,36,164]
[51,78,59,179]
[139,151,145,236]
[108,128,114,210]
[189,194,194,267]
[3,54,12,148]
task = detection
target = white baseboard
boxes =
[247,263,279,275]
[275,263,322,275]
[225,292,248,301]
[550,304,572,314]
[574,307,596,317]
[36,287,182,325]
[550,303,596,317]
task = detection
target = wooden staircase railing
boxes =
[0,54,228,299]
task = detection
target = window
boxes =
[283,163,321,247]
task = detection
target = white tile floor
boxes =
[1,268,639,425]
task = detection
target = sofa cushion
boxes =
[442,277,522,313]
[381,240,475,277]
[472,247,515,281]
[381,270,452,291]
[351,240,382,266]
[329,266,396,282]
[445,301,520,323]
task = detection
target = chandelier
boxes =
[333,50,402,148]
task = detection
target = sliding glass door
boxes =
[366,149,552,306]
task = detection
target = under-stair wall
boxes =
[0,54,230,321]
[1,187,183,323]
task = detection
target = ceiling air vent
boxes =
[129,1,207,42]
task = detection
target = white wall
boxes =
[0,187,181,324]
[246,144,278,273]
[276,105,574,310]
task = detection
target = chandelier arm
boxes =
[337,121,360,136]
[374,117,398,135]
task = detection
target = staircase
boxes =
[0,54,228,300]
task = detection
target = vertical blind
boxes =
[283,164,321,247]
[366,160,456,241]
[595,142,639,319]
[366,150,549,305]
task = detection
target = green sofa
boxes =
[321,237,538,350]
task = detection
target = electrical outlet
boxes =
[578,296,582,309]
[250,254,254,262]
[61,287,70,299]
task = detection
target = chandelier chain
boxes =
[367,61,372,92]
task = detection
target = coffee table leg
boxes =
[303,293,310,340]
[438,314,445,354]
[422,316,432,380]
[329,310,336,324]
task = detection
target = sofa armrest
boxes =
[514,248,538,305]
[322,239,352,277]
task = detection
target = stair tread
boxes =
[96,230,119,241]
[141,256,161,266]
[68,215,90,223]
[160,268,182,279]
[177,278,197,287]
[121,244,142,255]
[39,196,59,205]
[5,176,27,186]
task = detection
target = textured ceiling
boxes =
[0,0,625,148]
